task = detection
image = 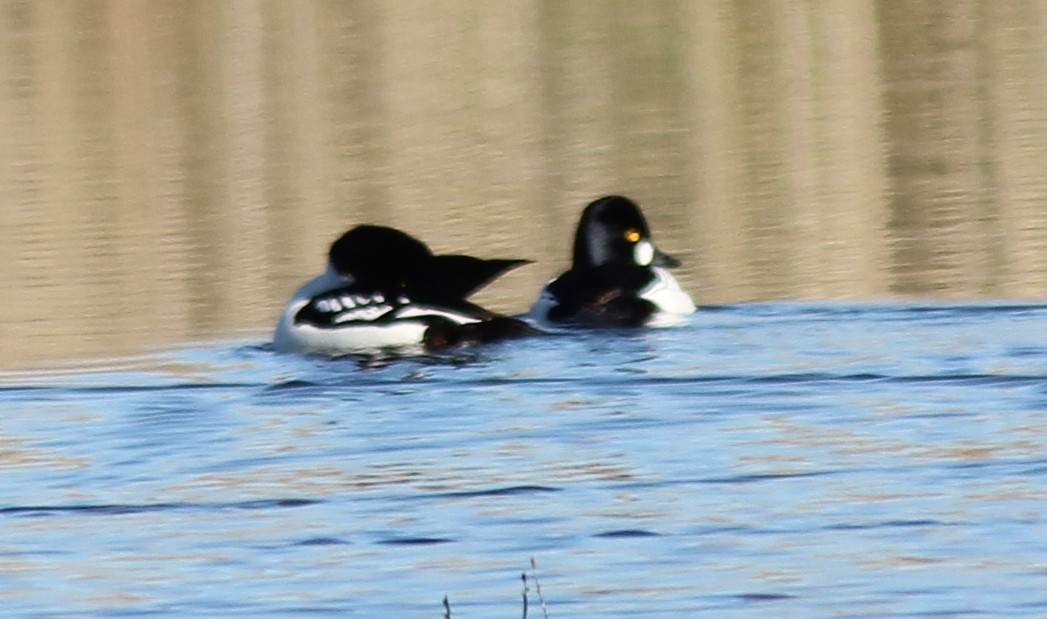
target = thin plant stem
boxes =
[521,572,529,619]
[529,557,549,619]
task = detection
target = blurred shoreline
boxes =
[2,2,1045,368]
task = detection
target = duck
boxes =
[528,195,696,328]
[274,224,536,355]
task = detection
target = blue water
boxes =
[2,303,1047,618]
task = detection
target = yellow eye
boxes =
[624,229,641,243]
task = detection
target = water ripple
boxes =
[433,485,562,499]
[0,498,320,518]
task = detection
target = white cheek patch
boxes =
[634,240,655,266]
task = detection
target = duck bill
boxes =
[652,249,681,268]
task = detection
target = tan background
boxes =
[2,1,1046,368]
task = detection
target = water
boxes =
[4,3,1047,369]
[3,303,1046,617]
[4,6,1046,614]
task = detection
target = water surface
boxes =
[3,303,1046,617]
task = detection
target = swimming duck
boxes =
[529,195,695,327]
[274,225,534,355]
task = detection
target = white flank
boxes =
[273,267,483,355]
[525,286,560,329]
[640,267,696,325]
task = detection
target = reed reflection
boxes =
[1,2,1045,367]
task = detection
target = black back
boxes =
[546,265,659,327]
[328,224,528,303]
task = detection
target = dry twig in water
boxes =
[521,557,549,619]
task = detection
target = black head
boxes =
[328,225,433,287]
[571,195,680,269]
[327,224,529,302]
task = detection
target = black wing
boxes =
[416,255,530,303]
[545,266,658,327]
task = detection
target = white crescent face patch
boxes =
[634,240,655,266]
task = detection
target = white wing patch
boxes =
[331,304,395,323]
[393,304,479,324]
[309,291,397,324]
